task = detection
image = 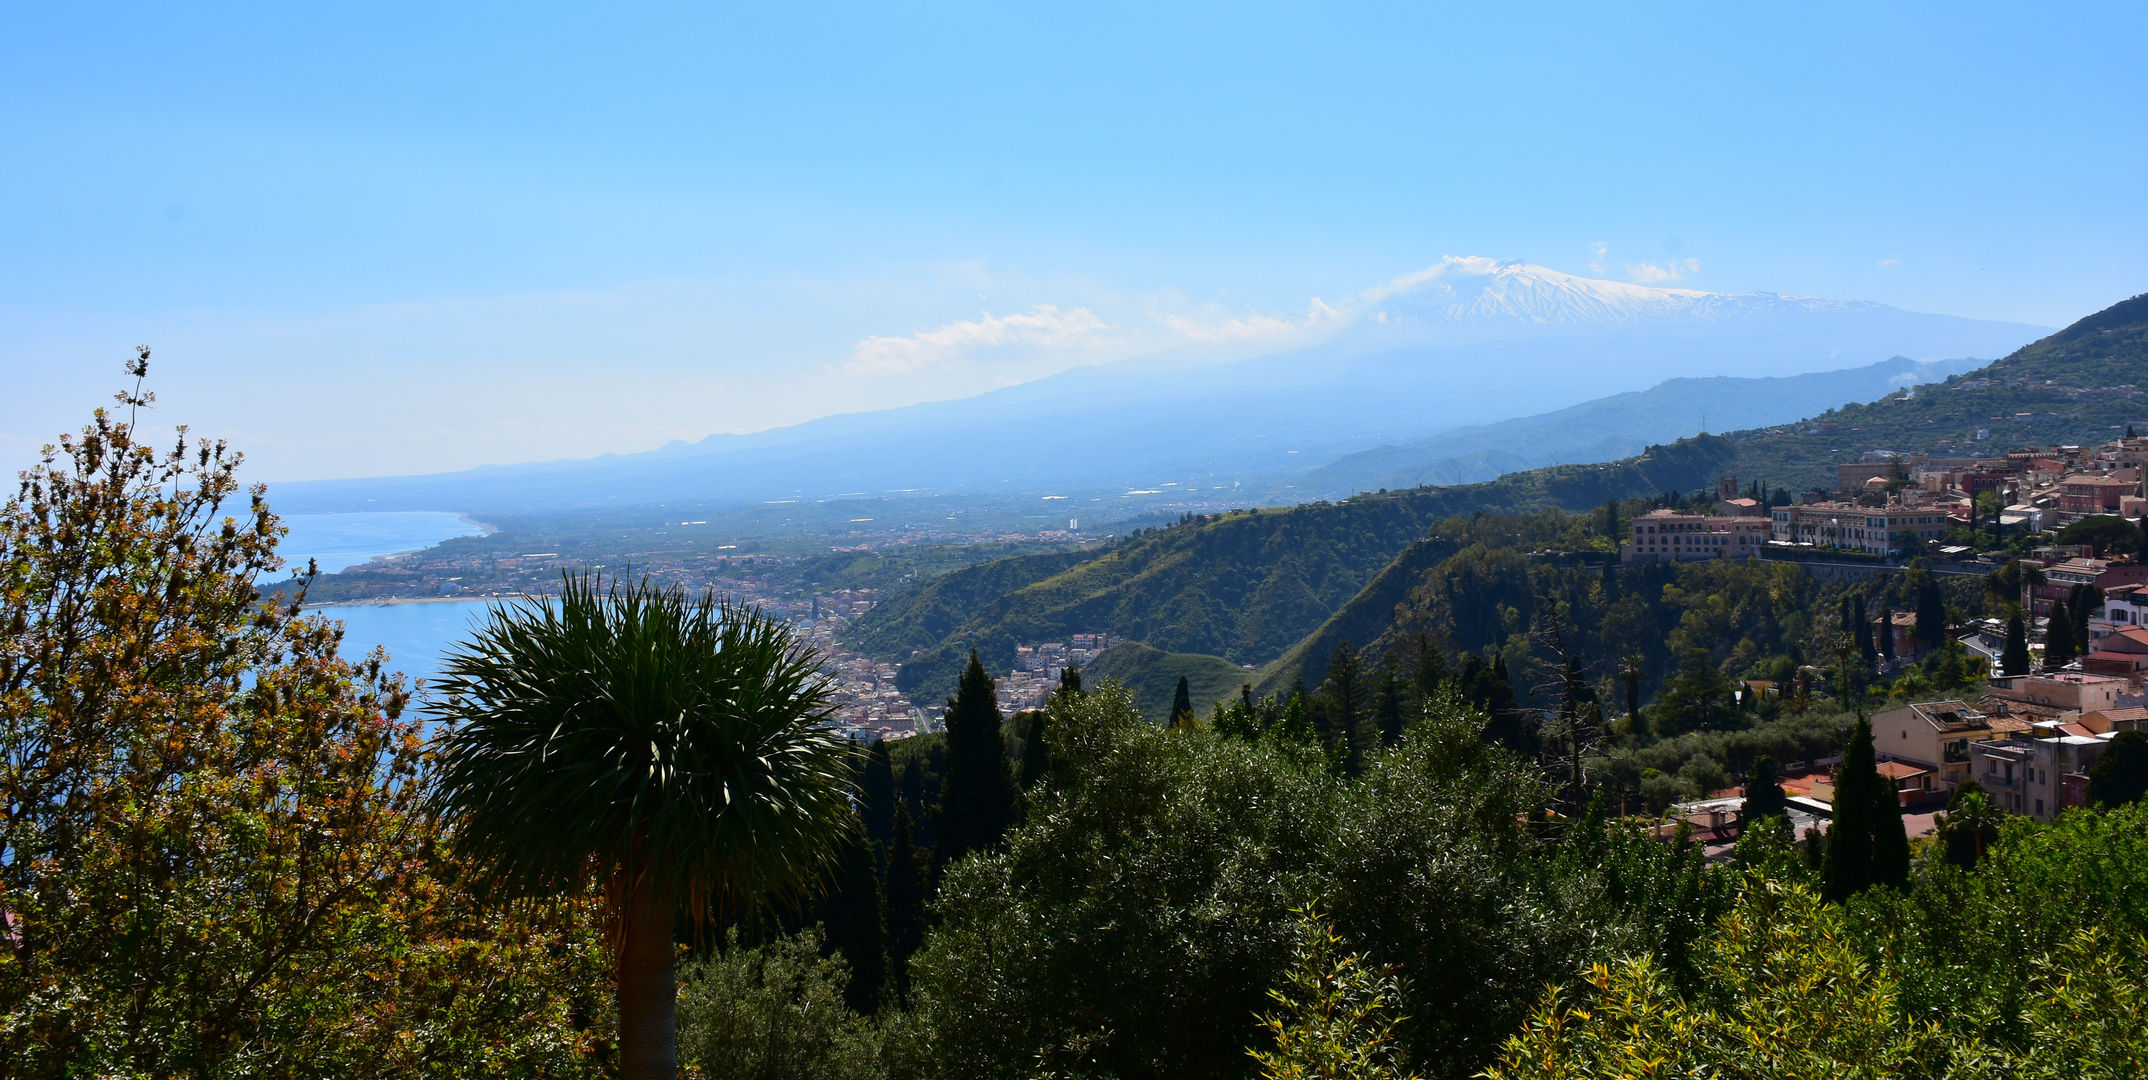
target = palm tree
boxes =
[1935,782,2004,869]
[428,574,858,1080]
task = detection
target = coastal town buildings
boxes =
[1621,509,1772,564]
[1766,499,1955,555]
[1867,699,2020,795]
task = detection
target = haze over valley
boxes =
[267,260,2043,516]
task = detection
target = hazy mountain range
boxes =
[268,259,2045,515]
[1290,354,1985,495]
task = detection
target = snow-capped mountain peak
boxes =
[1361,256,1868,327]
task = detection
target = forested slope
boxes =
[1253,535,1464,695]
[850,436,1738,700]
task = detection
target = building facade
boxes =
[1621,509,1773,564]
[1970,735,2111,820]
[1767,501,1955,556]
[1868,700,2003,793]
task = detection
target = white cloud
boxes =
[1879,257,1901,268]
[843,304,1113,375]
[1626,258,1700,283]
[1156,297,1343,343]
[1589,241,1610,274]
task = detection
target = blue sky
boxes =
[4,2,2144,480]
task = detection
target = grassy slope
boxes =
[1086,641,1259,722]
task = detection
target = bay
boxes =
[277,511,485,575]
[275,510,494,684]
[315,599,503,686]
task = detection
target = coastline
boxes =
[306,594,520,609]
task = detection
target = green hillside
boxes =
[1713,292,2148,490]
[1085,641,1257,722]
[1252,535,1461,696]
[848,436,1738,701]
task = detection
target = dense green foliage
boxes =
[1489,803,2148,1077]
[1,379,610,1077]
[674,928,894,1080]
[898,684,1724,1080]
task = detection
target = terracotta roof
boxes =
[2092,707,2148,724]
[2059,722,2097,738]
[1876,761,1934,779]
[1981,696,2069,721]
[1987,717,2035,734]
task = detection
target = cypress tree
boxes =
[1373,659,1406,746]
[1916,574,1946,648]
[900,756,937,850]
[883,801,924,1000]
[936,650,1013,869]
[2045,600,2076,671]
[862,740,896,849]
[1059,665,1083,695]
[1855,595,1876,670]
[1411,634,1450,706]
[1316,641,1369,763]
[1620,656,1643,728]
[2072,584,2097,648]
[1018,709,1052,789]
[2003,612,2031,677]
[1744,756,1788,820]
[1871,755,1911,891]
[1279,679,1314,743]
[814,819,887,1014]
[1877,608,1895,661]
[1169,675,1195,728]
[1822,718,1880,902]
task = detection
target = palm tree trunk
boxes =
[617,886,678,1080]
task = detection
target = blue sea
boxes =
[278,510,485,574]
[277,511,497,686]
[320,599,500,688]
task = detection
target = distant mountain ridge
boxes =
[264,260,2044,514]
[1294,354,1984,494]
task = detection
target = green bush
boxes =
[676,928,888,1080]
